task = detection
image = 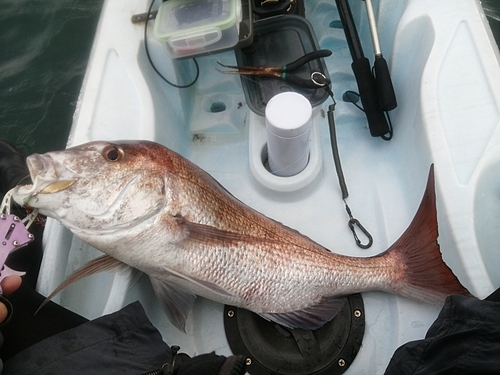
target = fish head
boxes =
[13,140,169,233]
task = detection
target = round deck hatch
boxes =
[224,294,365,375]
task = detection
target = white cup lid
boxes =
[265,92,312,138]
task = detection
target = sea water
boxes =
[0,0,102,154]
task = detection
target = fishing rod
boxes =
[334,0,396,138]
[364,0,397,111]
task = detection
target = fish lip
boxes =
[15,153,80,196]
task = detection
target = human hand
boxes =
[0,276,22,323]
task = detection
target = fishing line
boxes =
[144,0,199,88]
[324,86,373,249]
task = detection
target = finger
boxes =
[1,275,22,296]
[0,302,8,323]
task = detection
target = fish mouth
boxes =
[14,153,79,201]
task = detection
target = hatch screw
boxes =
[28,234,34,239]
[13,216,20,222]
[338,358,346,367]
[227,310,235,318]
[246,358,252,366]
[354,309,362,318]
[13,241,19,247]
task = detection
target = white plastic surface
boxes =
[38,0,500,373]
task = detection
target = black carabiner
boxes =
[344,201,373,249]
[348,218,373,249]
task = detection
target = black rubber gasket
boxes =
[224,293,365,375]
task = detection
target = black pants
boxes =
[0,281,89,361]
[384,288,500,375]
[1,210,87,361]
[3,300,172,375]
[1,221,172,374]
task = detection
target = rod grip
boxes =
[351,57,390,137]
[374,56,397,111]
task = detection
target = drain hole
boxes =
[342,91,360,104]
[210,102,226,113]
[329,20,343,28]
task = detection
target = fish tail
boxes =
[386,165,473,305]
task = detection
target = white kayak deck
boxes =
[36,0,500,373]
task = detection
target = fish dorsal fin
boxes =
[149,276,197,333]
[260,297,345,330]
[37,254,126,314]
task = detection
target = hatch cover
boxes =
[224,294,365,375]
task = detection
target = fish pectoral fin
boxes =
[149,276,197,333]
[259,297,346,330]
[175,216,267,244]
[36,254,127,314]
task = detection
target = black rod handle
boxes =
[374,55,397,111]
[351,57,390,137]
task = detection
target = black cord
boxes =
[380,111,393,141]
[325,89,373,249]
[343,90,393,141]
[343,90,364,112]
[144,0,199,88]
[325,87,349,199]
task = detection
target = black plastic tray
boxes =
[236,15,330,116]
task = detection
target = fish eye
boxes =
[103,146,123,162]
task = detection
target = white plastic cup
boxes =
[265,92,313,177]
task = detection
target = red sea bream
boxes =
[12,140,472,331]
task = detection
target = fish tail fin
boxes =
[386,165,473,305]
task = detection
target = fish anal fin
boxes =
[149,276,196,333]
[37,254,126,314]
[260,297,345,330]
[387,165,473,304]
